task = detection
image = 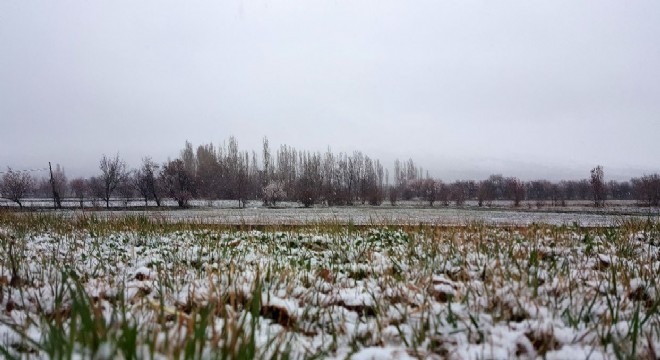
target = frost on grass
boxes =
[0,220,659,359]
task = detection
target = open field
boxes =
[3,199,659,228]
[1,213,659,359]
[83,206,657,228]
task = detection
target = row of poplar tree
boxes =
[1,136,659,208]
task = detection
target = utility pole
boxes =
[49,162,62,209]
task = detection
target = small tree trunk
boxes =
[49,162,62,209]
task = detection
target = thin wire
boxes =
[0,167,49,174]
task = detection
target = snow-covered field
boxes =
[1,214,659,359]
[68,205,658,228]
[4,198,659,227]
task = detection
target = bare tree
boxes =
[180,141,197,176]
[276,144,298,201]
[590,165,606,207]
[161,159,195,207]
[235,151,251,208]
[549,183,565,207]
[632,174,660,207]
[607,180,632,200]
[262,136,273,187]
[505,177,526,207]
[263,181,286,207]
[99,154,128,208]
[437,182,450,206]
[0,169,34,208]
[195,143,220,199]
[366,158,385,206]
[34,178,54,198]
[450,181,467,206]
[388,185,400,206]
[296,152,322,208]
[87,176,105,207]
[117,178,135,207]
[419,178,439,206]
[526,180,553,207]
[134,157,163,207]
[477,179,495,207]
[69,177,88,208]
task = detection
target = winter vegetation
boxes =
[0,213,659,359]
[2,137,659,359]
[3,0,659,358]
[1,137,660,211]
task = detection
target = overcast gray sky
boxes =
[1,0,658,181]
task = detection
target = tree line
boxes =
[1,137,659,208]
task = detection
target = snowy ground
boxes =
[4,199,659,227]
[66,205,659,227]
[1,216,659,359]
